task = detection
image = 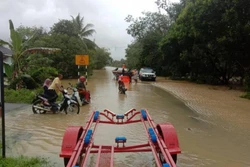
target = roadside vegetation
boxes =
[0,141,55,167]
[0,13,112,165]
[1,13,112,90]
[4,88,41,103]
[1,13,113,103]
[110,0,250,99]
[0,156,55,167]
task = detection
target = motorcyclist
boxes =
[47,74,64,103]
[42,78,52,105]
[118,76,127,94]
[76,76,89,103]
[43,78,52,97]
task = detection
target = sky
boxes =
[0,0,179,60]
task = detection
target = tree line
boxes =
[123,0,250,90]
[0,14,113,89]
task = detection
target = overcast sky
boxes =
[0,0,179,60]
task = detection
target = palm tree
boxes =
[71,13,98,50]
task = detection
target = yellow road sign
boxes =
[75,55,89,65]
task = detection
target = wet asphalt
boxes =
[1,103,29,112]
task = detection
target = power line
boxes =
[108,46,127,51]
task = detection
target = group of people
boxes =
[115,63,139,94]
[42,74,88,105]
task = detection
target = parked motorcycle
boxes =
[68,83,90,106]
[32,89,80,114]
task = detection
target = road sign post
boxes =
[75,55,89,85]
[75,55,89,66]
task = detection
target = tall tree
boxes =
[71,13,97,50]
[125,11,171,74]
[125,12,170,40]
[125,40,142,69]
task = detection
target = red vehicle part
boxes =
[119,75,130,83]
[60,109,181,167]
[60,126,84,165]
[157,123,181,154]
[78,89,91,104]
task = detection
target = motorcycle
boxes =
[118,75,128,94]
[118,81,127,94]
[32,89,80,114]
[68,83,90,105]
[119,85,127,94]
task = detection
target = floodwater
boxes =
[1,67,250,167]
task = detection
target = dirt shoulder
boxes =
[152,77,250,130]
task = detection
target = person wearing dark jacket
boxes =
[43,78,52,97]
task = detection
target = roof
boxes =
[0,45,12,56]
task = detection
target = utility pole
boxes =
[0,51,6,158]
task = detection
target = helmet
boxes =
[79,76,86,82]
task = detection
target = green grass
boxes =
[240,92,250,100]
[0,156,55,167]
[3,88,64,104]
[4,88,43,104]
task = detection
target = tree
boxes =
[0,20,32,79]
[0,20,61,89]
[125,40,142,69]
[155,0,186,22]
[16,25,47,44]
[160,0,250,84]
[87,47,112,70]
[125,12,170,40]
[50,19,77,37]
[125,11,171,74]
[71,13,97,50]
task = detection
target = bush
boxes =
[240,92,250,100]
[31,67,58,85]
[4,88,43,103]
[0,156,55,167]
[9,74,39,90]
[244,75,250,92]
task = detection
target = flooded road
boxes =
[2,67,250,167]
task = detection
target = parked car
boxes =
[139,67,156,81]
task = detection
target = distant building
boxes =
[0,45,12,73]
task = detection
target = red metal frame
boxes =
[60,108,181,167]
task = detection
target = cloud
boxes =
[0,0,180,60]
